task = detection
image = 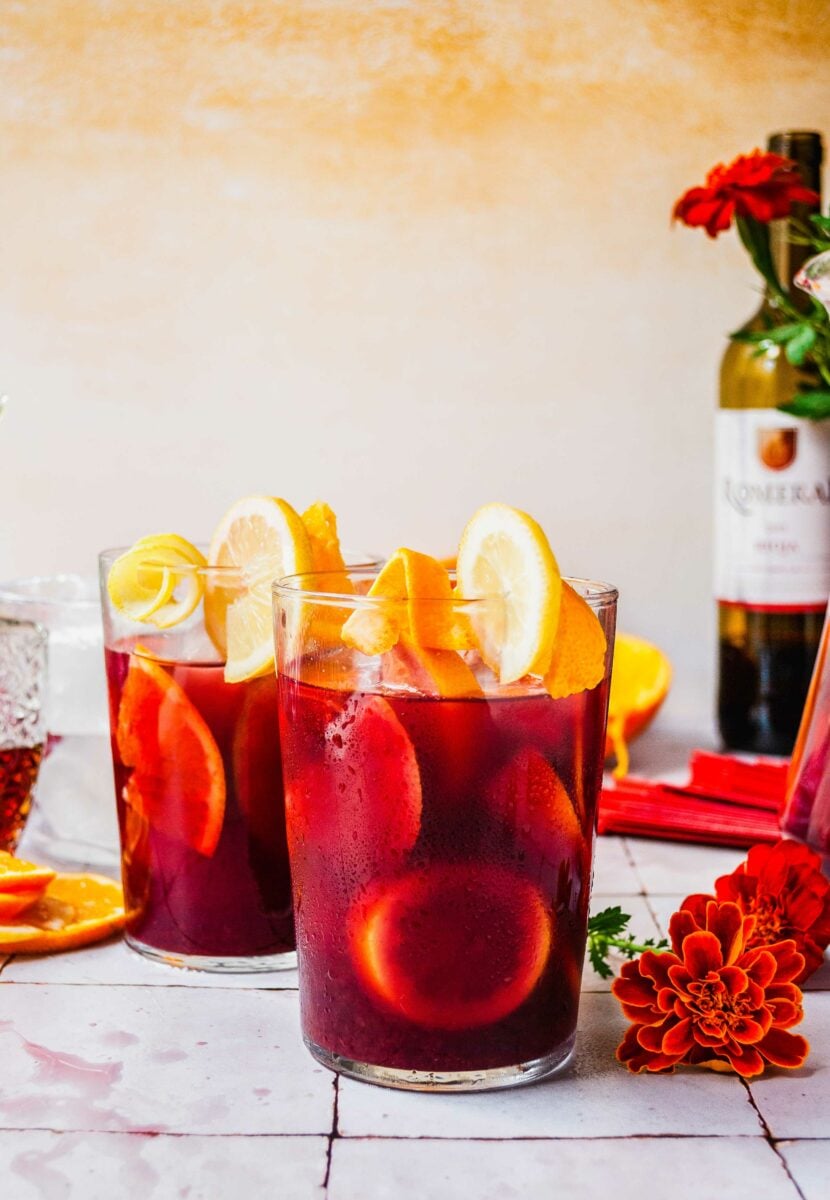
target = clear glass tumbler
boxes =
[100,544,379,972]
[0,617,48,853]
[0,576,113,869]
[274,570,617,1090]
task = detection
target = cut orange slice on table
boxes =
[0,873,125,954]
[605,634,672,778]
[544,583,608,700]
[117,651,226,857]
[349,863,552,1030]
[0,850,55,893]
[205,495,314,682]
[456,504,562,684]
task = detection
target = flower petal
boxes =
[662,1017,694,1057]
[683,931,723,976]
[758,1026,810,1070]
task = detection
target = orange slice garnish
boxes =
[301,501,348,576]
[116,651,226,857]
[349,863,552,1030]
[341,554,405,655]
[543,583,608,700]
[0,873,125,954]
[381,637,482,699]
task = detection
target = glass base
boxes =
[304,1034,575,1092]
[125,933,297,974]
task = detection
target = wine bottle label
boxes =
[715,410,830,608]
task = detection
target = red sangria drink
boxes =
[275,507,617,1089]
[100,496,375,971]
[104,643,293,965]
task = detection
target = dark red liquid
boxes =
[105,645,293,961]
[0,743,44,853]
[278,677,609,1073]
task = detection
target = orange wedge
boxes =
[341,554,407,656]
[205,495,314,681]
[381,637,483,699]
[605,634,672,778]
[301,501,348,576]
[0,873,125,954]
[544,583,608,700]
[117,651,227,857]
[0,850,56,894]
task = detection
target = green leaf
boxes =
[779,390,830,420]
[785,326,818,365]
[731,323,803,345]
[810,214,830,234]
[735,215,784,299]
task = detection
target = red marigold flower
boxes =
[684,840,830,984]
[673,150,819,237]
[612,899,809,1077]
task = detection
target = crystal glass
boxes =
[781,600,830,870]
[0,575,114,869]
[274,569,617,1090]
[0,618,48,852]
[100,545,379,972]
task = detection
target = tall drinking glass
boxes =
[274,570,617,1090]
[0,576,114,870]
[0,618,48,852]
[100,545,378,972]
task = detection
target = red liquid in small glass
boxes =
[105,645,293,960]
[0,744,44,853]
[279,677,608,1073]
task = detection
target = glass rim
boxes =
[273,568,619,609]
[99,545,381,584]
[0,573,100,610]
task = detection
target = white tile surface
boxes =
[0,984,333,1135]
[592,835,642,895]
[337,992,762,1139]
[2,938,298,988]
[583,895,663,992]
[0,1131,327,1199]
[626,837,745,894]
[329,1137,796,1200]
[777,1140,830,1200]
[748,993,830,1139]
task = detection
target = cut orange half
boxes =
[456,504,562,684]
[0,873,125,954]
[205,495,314,683]
[116,652,226,857]
[605,634,672,778]
[0,850,56,894]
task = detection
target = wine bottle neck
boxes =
[766,131,823,308]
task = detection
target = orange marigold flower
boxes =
[684,841,830,984]
[612,899,809,1078]
[673,150,819,238]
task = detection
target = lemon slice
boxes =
[456,503,562,684]
[206,496,314,683]
[107,535,206,627]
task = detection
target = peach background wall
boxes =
[1,1,829,732]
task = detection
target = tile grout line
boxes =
[322,1074,339,1193]
[619,838,649,896]
[740,1080,807,1200]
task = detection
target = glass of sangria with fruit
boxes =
[274,503,617,1088]
[100,496,374,971]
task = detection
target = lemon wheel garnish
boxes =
[107,535,207,628]
[456,503,562,685]
[205,495,314,684]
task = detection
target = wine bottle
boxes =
[717,130,830,755]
